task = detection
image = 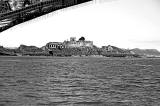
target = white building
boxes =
[63,37,93,48]
[45,42,66,51]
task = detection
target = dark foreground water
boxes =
[0,56,160,106]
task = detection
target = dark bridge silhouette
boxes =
[0,0,92,32]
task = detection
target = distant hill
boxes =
[0,45,48,56]
[131,48,160,57]
[17,45,48,56]
[0,46,16,56]
[18,45,44,52]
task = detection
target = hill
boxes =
[131,48,160,57]
[17,45,48,56]
[0,46,17,56]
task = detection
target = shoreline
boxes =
[1,55,160,59]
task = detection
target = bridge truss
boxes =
[0,0,92,32]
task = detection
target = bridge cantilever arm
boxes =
[0,0,62,21]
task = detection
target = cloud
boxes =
[142,40,160,45]
[131,39,160,45]
[129,39,160,50]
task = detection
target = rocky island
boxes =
[1,37,160,58]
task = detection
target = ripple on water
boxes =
[0,57,160,106]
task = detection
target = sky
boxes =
[0,0,160,50]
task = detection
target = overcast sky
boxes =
[0,0,160,50]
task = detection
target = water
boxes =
[0,56,160,106]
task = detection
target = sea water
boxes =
[0,56,160,106]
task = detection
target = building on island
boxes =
[102,45,132,54]
[45,37,93,51]
[63,37,93,48]
[102,45,113,52]
[45,42,66,51]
